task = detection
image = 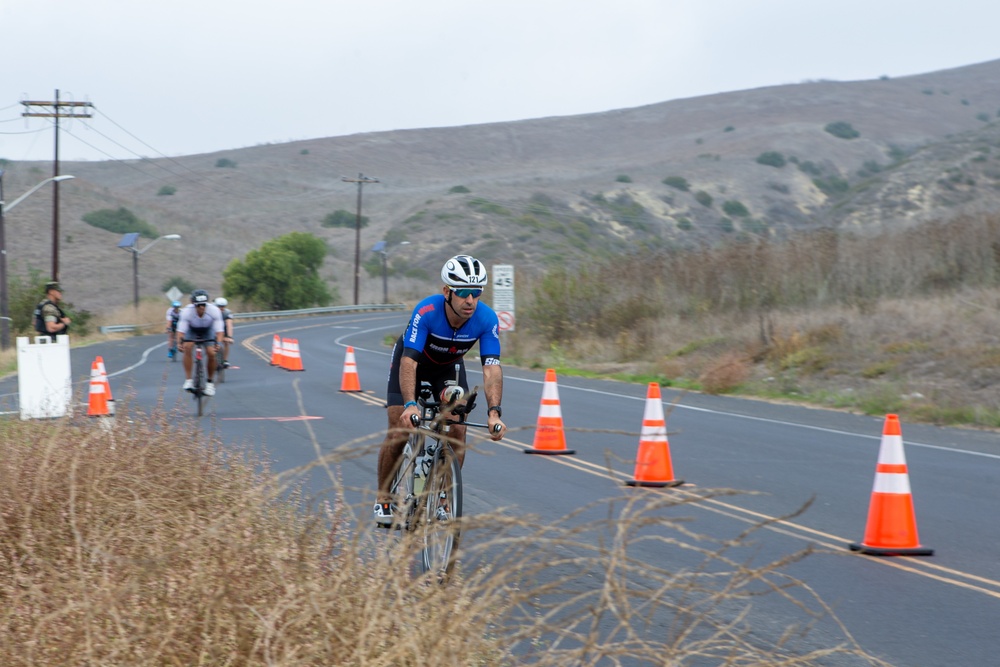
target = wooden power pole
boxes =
[21,89,94,281]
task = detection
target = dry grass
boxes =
[0,407,893,666]
[514,214,1000,427]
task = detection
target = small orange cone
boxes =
[87,361,110,417]
[340,346,362,392]
[626,383,683,487]
[849,414,933,556]
[269,335,284,366]
[95,356,114,402]
[283,338,304,371]
[525,369,575,455]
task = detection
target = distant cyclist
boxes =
[177,289,224,396]
[214,297,235,368]
[165,300,182,359]
[374,254,506,526]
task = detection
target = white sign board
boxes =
[492,264,515,332]
[17,335,72,419]
[166,286,183,303]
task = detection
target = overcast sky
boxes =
[2,0,1000,163]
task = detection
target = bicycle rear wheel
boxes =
[419,442,462,579]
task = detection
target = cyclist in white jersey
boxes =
[176,289,225,396]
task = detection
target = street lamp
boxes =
[117,233,181,309]
[371,240,410,304]
[0,172,76,350]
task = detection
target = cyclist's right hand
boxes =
[400,405,420,429]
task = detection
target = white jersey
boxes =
[176,303,224,338]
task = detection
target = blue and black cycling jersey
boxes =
[401,294,500,366]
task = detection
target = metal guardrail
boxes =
[99,303,406,335]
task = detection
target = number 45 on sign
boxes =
[492,264,515,332]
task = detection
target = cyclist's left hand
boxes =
[487,416,506,441]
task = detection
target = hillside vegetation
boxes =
[2,59,999,426]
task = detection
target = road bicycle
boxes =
[386,379,500,580]
[186,340,215,416]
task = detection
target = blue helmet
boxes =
[171,300,181,307]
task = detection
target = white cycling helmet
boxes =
[214,297,228,307]
[441,255,488,288]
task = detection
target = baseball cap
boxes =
[45,281,61,292]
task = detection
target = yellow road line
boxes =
[337,367,1000,601]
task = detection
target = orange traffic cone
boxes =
[283,338,304,371]
[525,369,575,455]
[340,346,362,392]
[87,360,111,417]
[626,383,683,487]
[270,335,284,366]
[95,356,114,402]
[849,414,933,556]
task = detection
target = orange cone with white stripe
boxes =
[87,360,111,417]
[340,346,362,391]
[283,338,304,371]
[95,356,114,401]
[849,414,933,556]
[525,368,575,455]
[626,383,683,488]
[270,335,284,366]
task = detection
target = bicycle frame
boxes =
[189,340,214,416]
[388,381,474,580]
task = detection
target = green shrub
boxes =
[449,185,471,194]
[467,198,511,216]
[82,207,158,238]
[824,122,860,140]
[299,149,309,155]
[157,185,177,196]
[215,158,238,168]
[977,112,990,123]
[694,190,713,207]
[662,176,690,191]
[615,174,632,183]
[724,125,735,132]
[722,200,750,217]
[162,277,195,295]
[676,217,693,231]
[813,177,850,196]
[322,209,368,228]
[797,160,823,176]
[756,151,787,168]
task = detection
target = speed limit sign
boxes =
[492,265,515,331]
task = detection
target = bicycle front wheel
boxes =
[420,442,462,578]
[389,436,420,530]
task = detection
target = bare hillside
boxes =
[3,58,1000,312]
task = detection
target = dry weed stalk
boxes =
[0,408,892,666]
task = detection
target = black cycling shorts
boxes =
[385,335,469,408]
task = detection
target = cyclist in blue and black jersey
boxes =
[374,254,507,526]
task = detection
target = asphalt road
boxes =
[3,311,999,666]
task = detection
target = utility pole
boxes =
[341,173,380,305]
[22,89,94,281]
